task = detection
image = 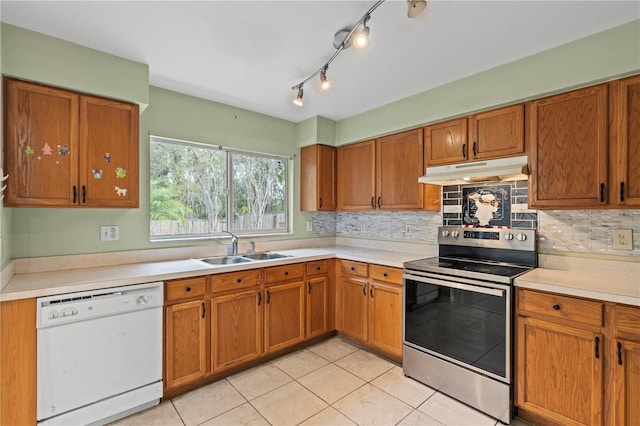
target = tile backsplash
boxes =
[312,181,640,257]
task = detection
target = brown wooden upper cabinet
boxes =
[3,77,139,208]
[528,84,609,209]
[424,104,525,166]
[300,144,336,211]
[610,74,640,207]
[337,129,425,211]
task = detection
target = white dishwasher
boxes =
[37,282,163,425]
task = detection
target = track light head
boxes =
[292,86,304,106]
[354,14,371,48]
[320,67,332,91]
[407,0,427,18]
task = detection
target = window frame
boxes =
[150,135,290,242]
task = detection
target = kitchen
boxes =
[1,1,639,425]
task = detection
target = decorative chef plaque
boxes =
[462,184,511,228]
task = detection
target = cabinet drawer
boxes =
[166,277,206,302]
[211,269,262,293]
[264,263,304,284]
[341,260,368,277]
[370,265,402,284]
[306,260,329,277]
[518,289,603,328]
[615,305,640,341]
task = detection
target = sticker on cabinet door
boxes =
[115,167,127,178]
[92,169,103,179]
[57,145,70,156]
[42,143,53,155]
[103,153,112,163]
[25,146,35,155]
[115,186,128,196]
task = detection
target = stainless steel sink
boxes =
[199,256,254,265]
[242,252,292,261]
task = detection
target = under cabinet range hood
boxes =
[418,155,529,185]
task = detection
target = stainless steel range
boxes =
[403,226,536,424]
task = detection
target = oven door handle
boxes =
[403,274,506,297]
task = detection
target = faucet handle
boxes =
[249,241,256,254]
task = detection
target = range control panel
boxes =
[438,227,536,251]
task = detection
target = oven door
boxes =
[403,270,512,383]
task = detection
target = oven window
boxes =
[404,279,508,379]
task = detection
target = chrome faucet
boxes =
[221,230,238,256]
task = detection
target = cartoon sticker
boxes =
[115,186,128,196]
[92,169,103,179]
[104,153,112,163]
[57,145,70,156]
[42,143,53,155]
[25,146,35,155]
[115,167,127,178]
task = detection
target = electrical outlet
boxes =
[360,223,366,233]
[613,229,633,250]
[405,225,412,235]
[100,226,120,241]
[306,220,313,232]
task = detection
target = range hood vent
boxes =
[419,155,529,185]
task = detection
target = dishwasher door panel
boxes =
[37,307,162,421]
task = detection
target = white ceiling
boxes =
[1,1,638,123]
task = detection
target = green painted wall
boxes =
[336,19,640,145]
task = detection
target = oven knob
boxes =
[516,233,527,241]
[505,233,514,241]
[451,230,459,238]
[441,230,450,237]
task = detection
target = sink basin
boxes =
[242,252,292,261]
[199,256,254,265]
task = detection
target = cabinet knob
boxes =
[185,286,191,292]
[284,271,289,276]
[552,304,560,310]
[383,273,388,277]
[316,266,321,271]
[351,267,355,271]
[237,279,242,283]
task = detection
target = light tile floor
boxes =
[112,337,534,426]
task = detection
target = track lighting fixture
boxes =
[290,0,427,107]
[292,86,304,106]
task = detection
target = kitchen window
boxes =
[150,136,288,240]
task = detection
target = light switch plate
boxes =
[613,229,633,250]
[101,226,120,241]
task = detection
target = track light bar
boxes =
[291,0,427,107]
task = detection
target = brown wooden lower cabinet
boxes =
[264,278,306,354]
[516,288,640,426]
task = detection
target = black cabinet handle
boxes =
[319,197,323,208]
[73,185,77,204]
[308,282,311,294]
[371,197,375,208]
[82,185,86,203]
[258,291,262,305]
[370,285,374,298]
[600,183,605,203]
[472,141,477,157]
[185,286,191,292]
[620,182,625,202]
[351,267,355,271]
[316,266,321,271]
[377,196,381,208]
[362,282,366,296]
[266,289,270,304]
[202,302,205,318]
[595,336,600,359]
[237,278,242,283]
[617,342,623,365]
[383,272,388,277]
[552,304,560,310]
[284,271,289,276]
[462,143,466,159]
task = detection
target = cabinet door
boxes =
[340,276,368,342]
[376,129,424,210]
[469,104,524,161]
[613,75,640,206]
[368,281,403,359]
[300,144,336,211]
[211,289,262,372]
[306,276,328,339]
[612,339,640,426]
[424,117,468,166]
[528,85,608,208]
[516,316,603,425]
[264,281,305,353]
[80,95,139,207]
[3,78,79,206]
[337,140,376,211]
[164,300,207,390]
